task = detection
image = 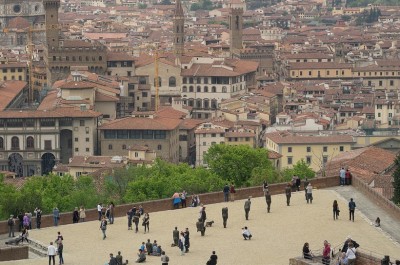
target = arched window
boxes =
[204,86,209,92]
[182,86,187,92]
[154,77,162,87]
[211,99,217,109]
[183,77,187,84]
[222,86,227,93]
[197,86,201,92]
[204,99,209,109]
[189,86,194,92]
[26,136,34,149]
[108,144,113,150]
[189,77,194,84]
[188,99,194,107]
[11,136,19,150]
[157,144,162,150]
[196,99,202,108]
[212,86,216,93]
[122,144,126,150]
[99,56,103,61]
[169,76,176,87]
[0,137,3,149]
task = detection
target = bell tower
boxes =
[229,6,243,55]
[173,0,184,59]
[43,0,60,48]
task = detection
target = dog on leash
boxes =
[205,220,214,227]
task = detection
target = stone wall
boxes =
[0,176,339,235]
[0,246,29,261]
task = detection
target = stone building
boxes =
[43,0,107,85]
[0,107,101,177]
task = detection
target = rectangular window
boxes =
[117,130,129,139]
[377,105,382,109]
[80,120,85,126]
[323,156,328,164]
[306,146,311,152]
[339,146,344,152]
[287,157,293,165]
[154,130,166,139]
[86,148,89,152]
[211,133,216,137]
[390,80,394,86]
[74,138,78,142]
[129,130,141,139]
[142,130,153,139]
[389,113,393,118]
[104,130,116,139]
[40,119,55,127]
[306,156,311,164]
[323,146,328,152]
[288,147,292,153]
[379,81,383,86]
[75,148,79,152]
[44,140,52,150]
[142,92,148,97]
[378,113,381,117]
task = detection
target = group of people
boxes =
[171,191,188,209]
[46,231,65,265]
[223,183,236,202]
[126,205,147,233]
[339,168,353,186]
[72,206,86,223]
[108,251,128,265]
[134,239,166,263]
[97,202,115,224]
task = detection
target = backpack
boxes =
[165,256,169,262]
[8,218,13,226]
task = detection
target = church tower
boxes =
[43,0,60,48]
[229,6,243,55]
[173,0,184,59]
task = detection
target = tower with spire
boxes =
[173,0,185,59]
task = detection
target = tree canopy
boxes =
[392,155,400,205]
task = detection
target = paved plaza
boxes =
[3,187,400,265]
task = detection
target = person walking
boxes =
[7,215,15,237]
[285,183,292,206]
[244,197,251,220]
[161,251,170,265]
[349,198,356,222]
[222,207,228,228]
[47,242,57,265]
[229,183,236,202]
[172,227,179,246]
[306,183,313,204]
[100,217,108,240]
[333,200,339,220]
[79,206,86,222]
[53,207,60,226]
[184,228,190,253]
[179,232,186,255]
[142,212,150,233]
[339,167,346,186]
[207,251,218,265]
[58,242,64,265]
[223,184,230,202]
[264,189,271,213]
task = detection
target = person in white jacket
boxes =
[47,242,57,265]
[345,242,357,265]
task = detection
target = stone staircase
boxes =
[27,238,47,257]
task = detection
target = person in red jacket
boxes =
[345,169,352,185]
[322,240,331,265]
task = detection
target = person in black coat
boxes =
[207,251,218,265]
[72,208,79,223]
[341,237,359,253]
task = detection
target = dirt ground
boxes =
[4,189,400,265]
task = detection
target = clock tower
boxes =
[43,0,60,48]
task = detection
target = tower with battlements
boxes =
[173,0,184,59]
[43,0,59,48]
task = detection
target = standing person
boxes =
[229,183,236,202]
[184,228,190,253]
[223,184,230,202]
[196,218,206,236]
[222,207,228,228]
[181,190,187,208]
[345,169,352,185]
[179,232,186,255]
[47,242,57,265]
[306,183,313,204]
[7,215,15,237]
[296,176,301,191]
[27,211,32,230]
[242,226,252,240]
[109,253,117,265]
[207,251,218,265]
[161,251,170,265]
[79,206,86,222]
[58,242,64,265]
[200,206,207,223]
[291,176,297,192]
[127,208,133,230]
[285,183,292,206]
[142,213,150,233]
[263,180,269,190]
[172,227,179,246]
[34,207,42,229]
[97,203,102,221]
[339,167,346,186]
[346,242,357,265]
[172,192,181,209]
[17,212,23,232]
[322,240,331,265]
[244,197,251,220]
[23,213,29,229]
[21,227,29,244]
[56,231,63,246]
[349,198,356,222]
[109,202,115,224]
[303,178,309,200]
[100,217,107,240]
[133,211,140,233]
[333,200,340,220]
[145,239,153,255]
[264,189,272,213]
[72,207,79,223]
[53,207,60,226]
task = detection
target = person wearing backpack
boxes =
[8,215,15,237]
[160,251,169,265]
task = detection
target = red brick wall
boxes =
[0,176,339,235]
[0,246,29,261]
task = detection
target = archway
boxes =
[8,153,23,177]
[41,153,56,175]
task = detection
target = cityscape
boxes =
[0,0,400,264]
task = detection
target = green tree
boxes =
[282,159,315,181]
[392,154,400,205]
[204,144,277,186]
[138,3,147,9]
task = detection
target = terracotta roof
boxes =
[107,52,135,61]
[156,106,187,119]
[68,156,125,168]
[268,150,283,159]
[59,81,94,90]
[180,119,203,130]
[0,81,27,111]
[7,17,30,30]
[181,59,258,77]
[99,116,181,130]
[266,131,354,144]
[95,91,119,102]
